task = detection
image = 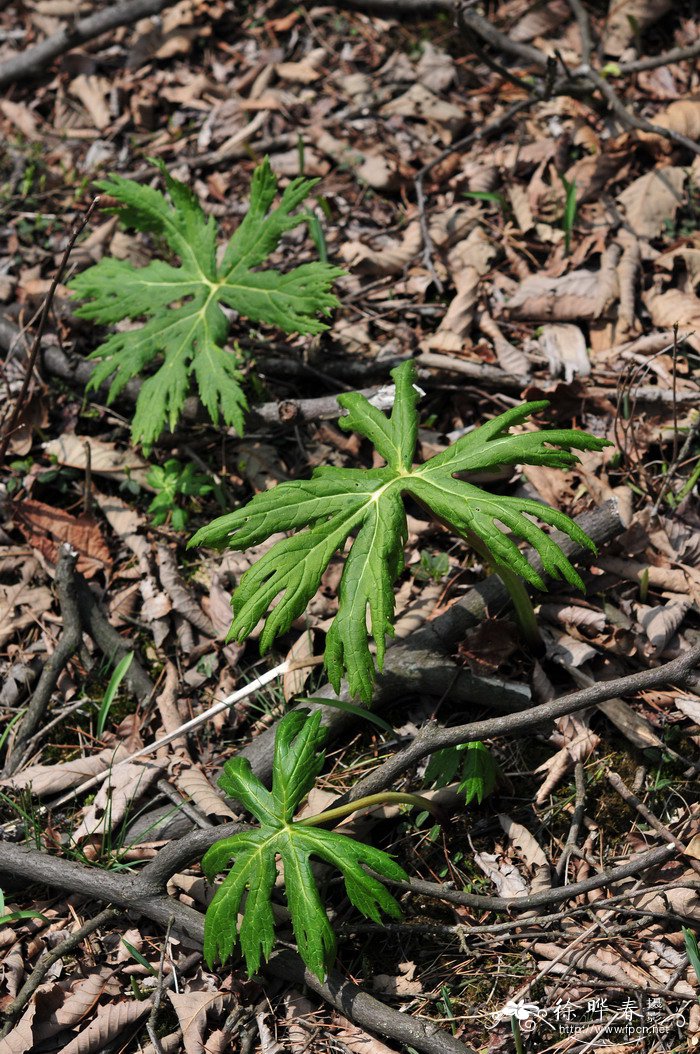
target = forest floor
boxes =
[1,1,700,1052]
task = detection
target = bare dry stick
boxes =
[2,546,82,776]
[333,641,700,804]
[0,199,97,465]
[606,769,700,878]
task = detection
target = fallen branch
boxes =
[334,640,700,803]
[0,841,477,1054]
[3,546,82,776]
[0,0,178,90]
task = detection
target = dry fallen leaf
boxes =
[11,499,111,578]
[616,167,686,239]
[506,250,619,321]
[43,436,151,489]
[539,323,590,382]
[604,0,672,55]
[168,989,233,1054]
[72,760,166,842]
[0,746,130,797]
[176,764,236,821]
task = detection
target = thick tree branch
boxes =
[0,841,476,1054]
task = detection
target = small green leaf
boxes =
[70,159,342,445]
[684,927,700,992]
[192,361,611,702]
[96,652,134,736]
[456,742,498,805]
[203,710,407,980]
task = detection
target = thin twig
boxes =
[332,641,700,804]
[3,546,82,775]
[605,769,700,878]
[0,200,97,465]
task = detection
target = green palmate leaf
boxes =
[202,710,406,980]
[191,360,611,703]
[69,159,342,446]
[456,741,499,806]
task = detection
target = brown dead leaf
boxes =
[0,746,130,797]
[0,578,53,649]
[604,0,672,55]
[283,630,315,701]
[416,42,455,93]
[506,249,619,321]
[72,760,166,842]
[59,999,150,1054]
[0,100,42,140]
[639,100,700,149]
[276,59,322,84]
[12,499,111,578]
[372,961,422,996]
[511,0,570,41]
[616,167,686,238]
[176,764,236,820]
[380,84,465,144]
[473,851,529,898]
[157,547,214,636]
[539,323,590,382]
[422,227,497,352]
[68,75,111,130]
[168,989,233,1054]
[638,598,690,653]
[43,436,151,490]
[643,288,700,351]
[340,221,422,276]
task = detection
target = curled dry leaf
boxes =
[416,42,456,93]
[479,312,530,377]
[380,83,466,144]
[0,746,130,797]
[59,998,151,1054]
[511,0,570,40]
[639,598,691,653]
[638,100,700,149]
[539,323,590,383]
[643,288,700,352]
[372,961,423,996]
[157,547,215,637]
[176,764,237,820]
[603,0,672,55]
[72,760,166,842]
[283,629,315,701]
[421,227,497,352]
[473,851,529,899]
[0,578,53,649]
[11,499,111,578]
[339,221,422,276]
[506,249,619,322]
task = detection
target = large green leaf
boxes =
[203,710,406,979]
[69,159,342,445]
[191,361,611,702]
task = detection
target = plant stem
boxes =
[466,531,543,649]
[297,792,443,828]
